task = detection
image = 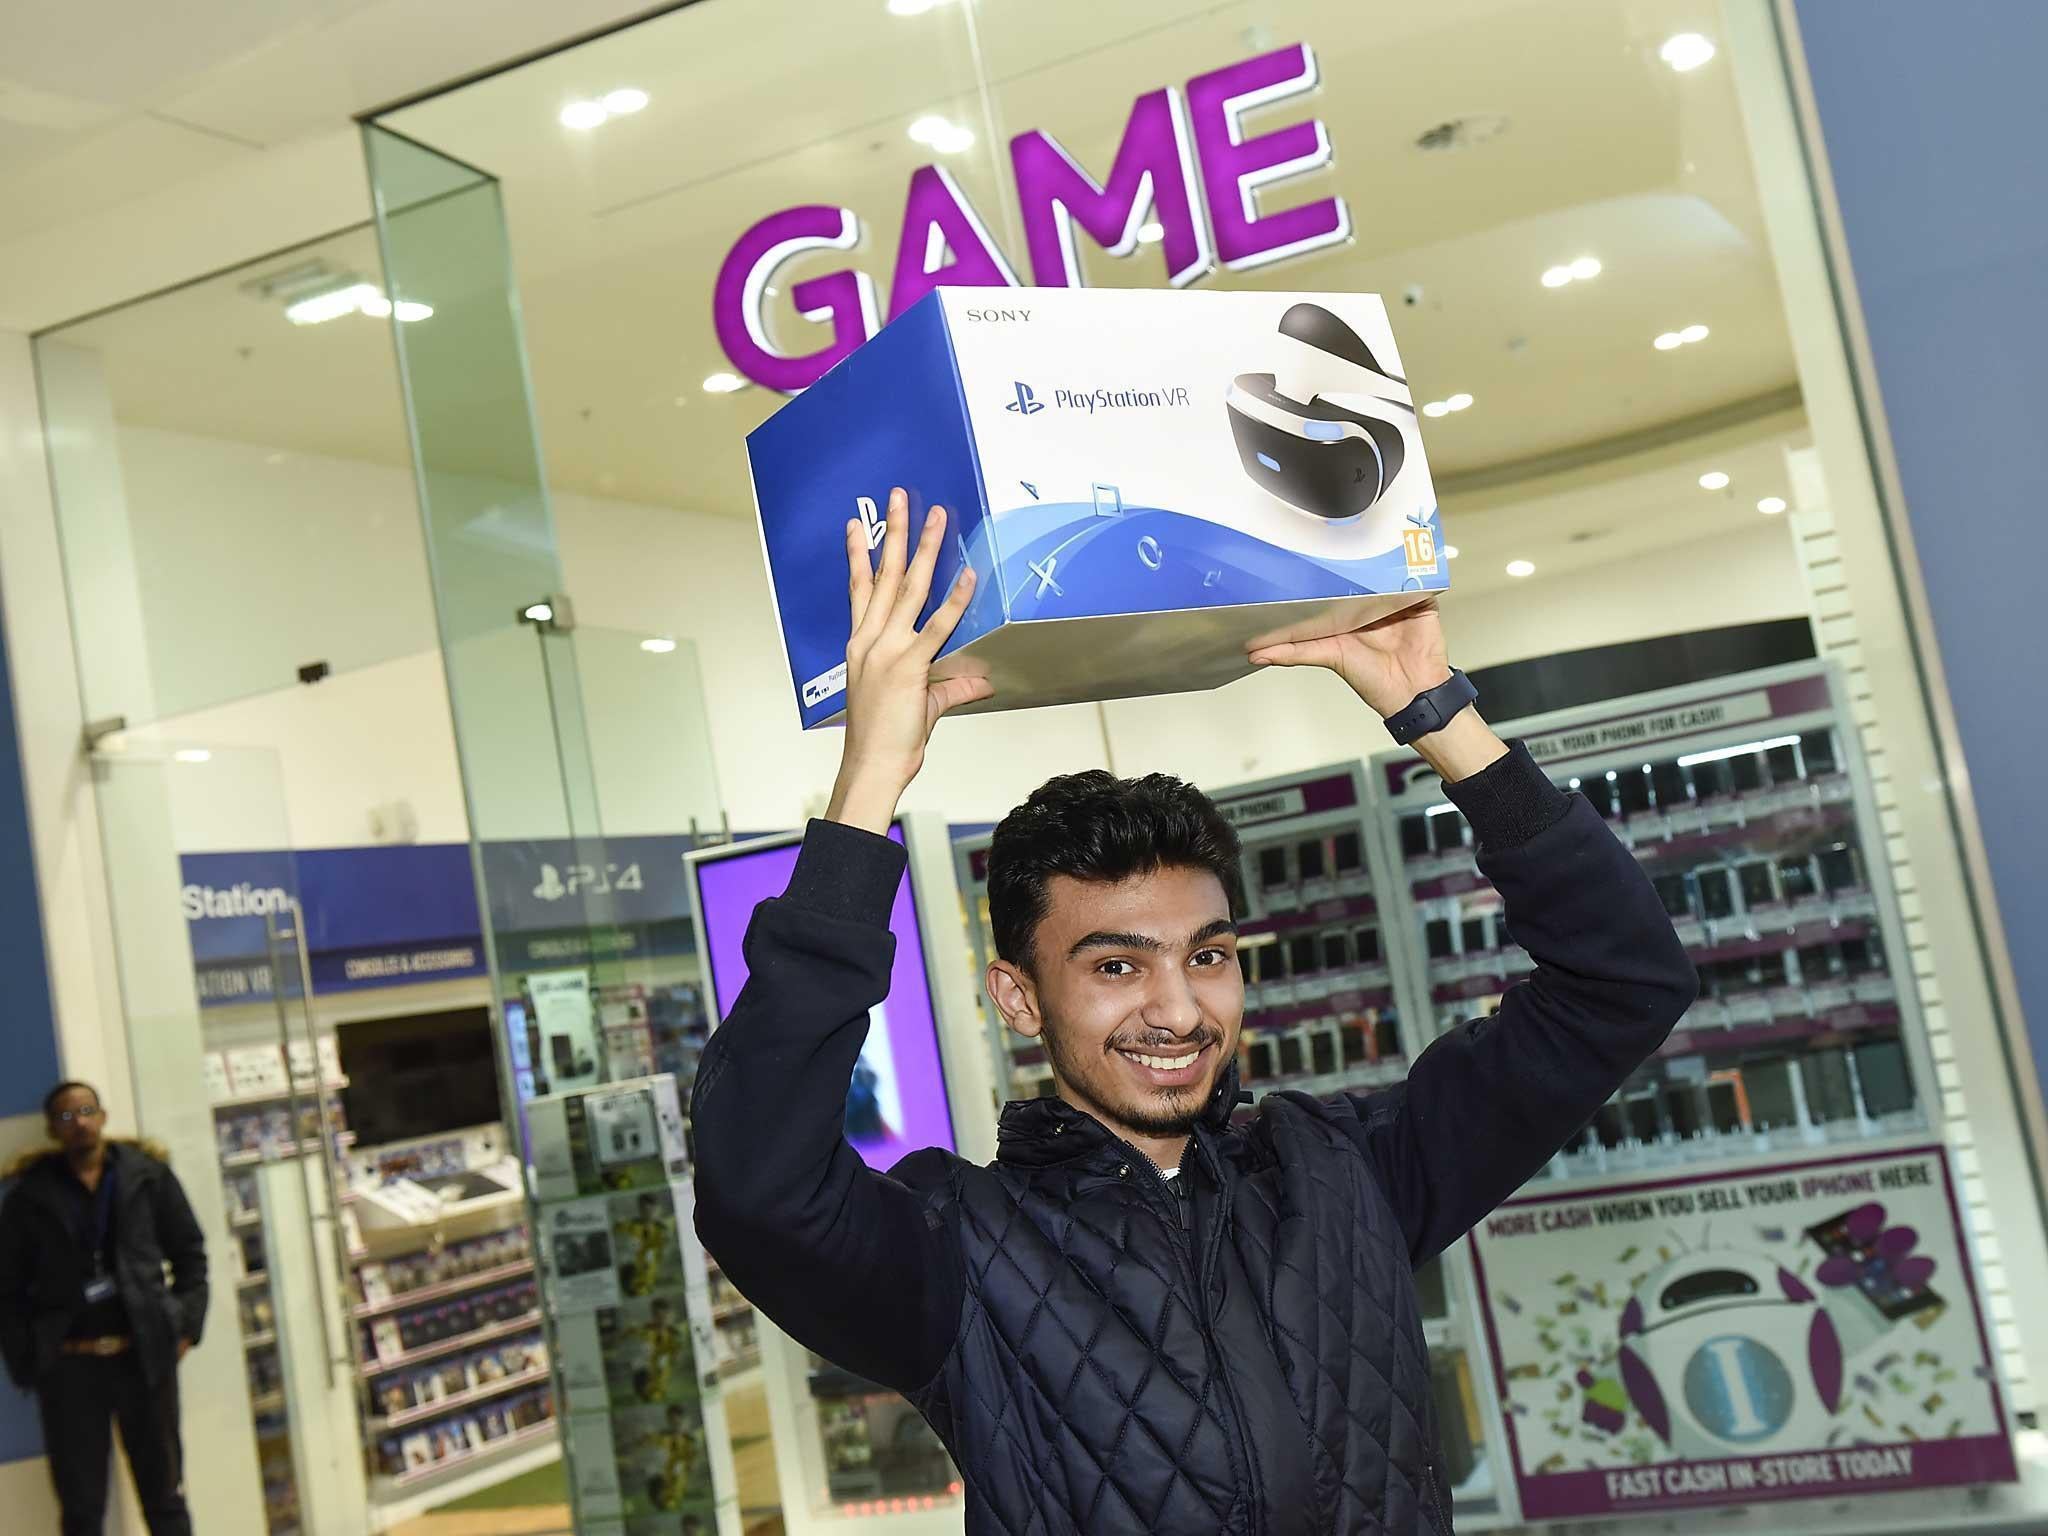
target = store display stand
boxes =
[341,1123,556,1528]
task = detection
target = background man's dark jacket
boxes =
[0,1140,209,1387]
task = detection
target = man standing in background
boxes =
[0,1081,207,1536]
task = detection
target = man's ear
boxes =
[987,960,1043,1040]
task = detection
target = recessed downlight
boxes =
[173,749,212,764]
[1654,324,1710,351]
[1506,559,1535,578]
[1660,33,1717,72]
[1136,222,1164,245]
[703,372,745,394]
[640,637,678,654]
[1444,545,1461,560]
[1758,496,1788,515]
[602,88,649,116]
[1699,471,1731,491]
[560,100,608,130]
[908,115,975,154]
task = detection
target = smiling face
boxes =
[988,864,1243,1164]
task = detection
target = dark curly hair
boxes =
[988,771,1243,971]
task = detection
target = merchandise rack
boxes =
[207,1043,354,1536]
[338,1123,554,1516]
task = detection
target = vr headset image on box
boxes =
[1225,302,1417,521]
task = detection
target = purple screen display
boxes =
[694,828,955,1169]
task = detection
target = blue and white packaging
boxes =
[747,288,1448,728]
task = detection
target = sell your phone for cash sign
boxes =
[1468,1145,2015,1519]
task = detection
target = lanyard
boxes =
[89,1160,117,1273]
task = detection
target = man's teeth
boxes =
[1125,1050,1199,1071]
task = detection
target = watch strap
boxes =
[1385,669,1478,746]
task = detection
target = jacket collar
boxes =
[995,1060,1247,1169]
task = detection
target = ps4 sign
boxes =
[713,43,1351,394]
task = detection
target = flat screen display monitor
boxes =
[338,1005,502,1148]
[692,827,956,1171]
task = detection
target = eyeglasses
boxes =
[51,1107,104,1125]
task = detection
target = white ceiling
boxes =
[0,0,673,328]
[37,0,1817,598]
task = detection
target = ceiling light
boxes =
[522,603,554,624]
[1699,471,1730,490]
[888,0,943,12]
[1660,33,1717,72]
[1758,496,1788,515]
[1679,323,1710,344]
[1136,222,1164,245]
[1541,265,1572,289]
[703,371,745,394]
[1421,401,1450,418]
[908,115,974,153]
[640,637,678,654]
[560,100,608,131]
[602,88,649,116]
[1569,256,1602,281]
[1653,332,1683,351]
[1506,559,1535,578]
[1444,545,1460,560]
[1445,392,1473,412]
[1654,325,1710,351]
[173,749,211,765]
[285,283,378,326]
[393,300,432,322]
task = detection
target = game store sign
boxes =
[713,42,1351,393]
[1468,1145,2015,1519]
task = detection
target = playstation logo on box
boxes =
[745,287,1449,728]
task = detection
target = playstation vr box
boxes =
[746,287,1449,728]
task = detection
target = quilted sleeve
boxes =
[691,819,966,1395]
[1331,747,1698,1263]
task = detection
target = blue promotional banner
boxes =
[477,833,706,934]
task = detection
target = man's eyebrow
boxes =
[1066,919,1238,960]
[1067,930,1164,960]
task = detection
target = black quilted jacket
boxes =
[693,746,1698,1533]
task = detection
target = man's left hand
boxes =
[1248,597,1450,719]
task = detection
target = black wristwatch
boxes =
[1384,669,1478,745]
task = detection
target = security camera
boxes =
[1224,303,1416,520]
[1402,284,1425,308]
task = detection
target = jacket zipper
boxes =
[1113,1139,1265,1536]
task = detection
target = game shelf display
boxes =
[340,1123,554,1505]
[530,1078,736,1533]
[201,1032,354,1536]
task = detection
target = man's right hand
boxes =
[825,487,992,834]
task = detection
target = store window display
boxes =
[17,0,2044,1532]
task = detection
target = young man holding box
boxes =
[693,491,1696,1534]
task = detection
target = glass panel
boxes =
[90,740,367,1535]
[36,226,434,730]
